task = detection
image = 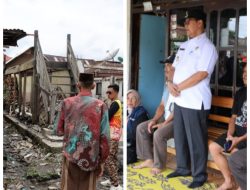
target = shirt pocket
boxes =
[174,50,185,66]
[187,47,201,70]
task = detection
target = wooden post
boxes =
[22,72,27,117]
[3,54,6,74]
[18,73,22,116]
[67,34,70,57]
[67,34,77,95]
[13,74,17,113]
[32,30,39,124]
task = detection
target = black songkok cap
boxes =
[183,9,206,25]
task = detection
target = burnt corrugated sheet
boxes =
[3,29,27,47]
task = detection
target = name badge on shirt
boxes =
[189,46,199,55]
[176,55,179,63]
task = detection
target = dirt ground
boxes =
[3,119,123,190]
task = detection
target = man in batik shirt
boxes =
[54,73,110,190]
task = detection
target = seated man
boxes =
[133,54,175,175]
[209,63,247,190]
[228,148,247,190]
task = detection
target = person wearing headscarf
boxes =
[127,89,149,164]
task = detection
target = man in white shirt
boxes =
[166,9,218,189]
[134,54,175,175]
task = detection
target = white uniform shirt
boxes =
[173,33,218,110]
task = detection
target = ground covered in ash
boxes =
[3,119,123,190]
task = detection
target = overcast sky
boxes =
[3,0,123,61]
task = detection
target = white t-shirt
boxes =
[164,94,174,120]
[173,33,218,110]
[161,86,174,119]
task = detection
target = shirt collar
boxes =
[188,32,206,46]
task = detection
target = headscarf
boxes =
[127,89,141,108]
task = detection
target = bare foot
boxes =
[133,159,153,169]
[216,181,234,190]
[150,167,162,175]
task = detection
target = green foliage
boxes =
[118,57,123,63]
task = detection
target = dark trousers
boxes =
[228,148,247,190]
[174,103,209,182]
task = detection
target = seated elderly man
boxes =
[209,63,247,190]
[133,54,175,175]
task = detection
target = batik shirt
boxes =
[54,90,110,171]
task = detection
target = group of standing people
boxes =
[127,9,247,190]
[52,8,247,190]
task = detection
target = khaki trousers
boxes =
[136,120,174,169]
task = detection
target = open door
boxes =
[138,14,166,117]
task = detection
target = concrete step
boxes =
[4,113,63,153]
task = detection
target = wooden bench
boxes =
[167,96,234,170]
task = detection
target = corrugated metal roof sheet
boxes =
[44,54,67,62]
[3,29,27,47]
[85,67,123,77]
[95,61,123,67]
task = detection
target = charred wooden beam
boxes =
[18,73,22,116]
[32,30,39,124]
[22,73,27,117]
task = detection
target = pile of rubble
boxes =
[4,121,62,190]
[4,119,123,190]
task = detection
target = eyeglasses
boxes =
[106,91,112,95]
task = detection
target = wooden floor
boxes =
[166,153,224,187]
